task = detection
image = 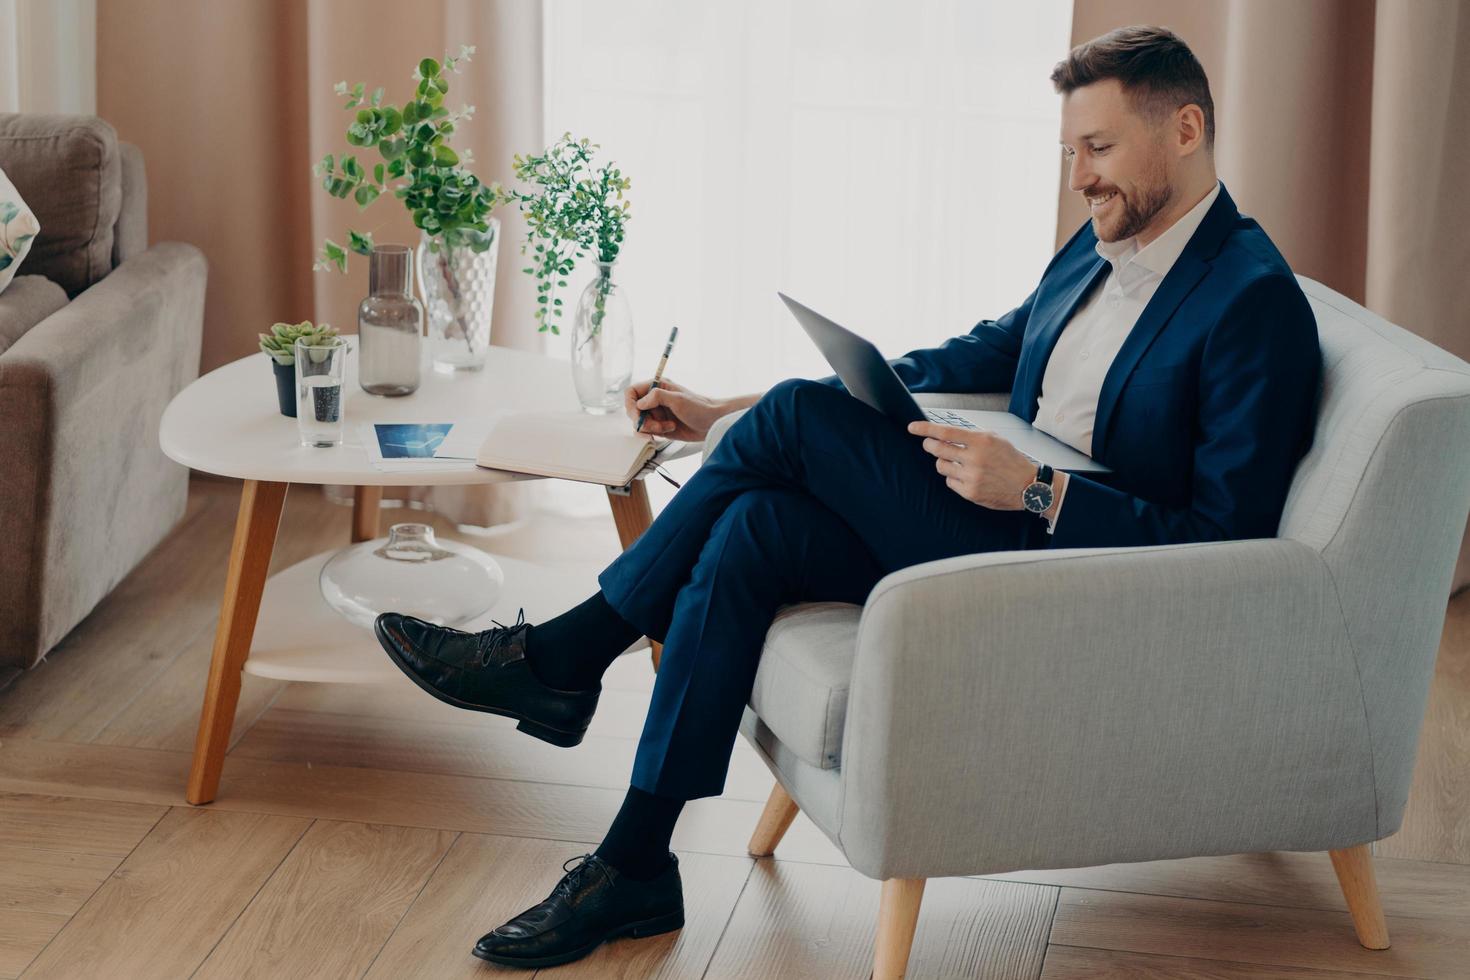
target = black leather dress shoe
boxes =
[472,853,684,968]
[373,609,599,747]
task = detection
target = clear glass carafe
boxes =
[358,244,423,396]
[319,523,505,628]
[570,260,634,414]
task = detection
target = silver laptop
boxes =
[779,292,1109,474]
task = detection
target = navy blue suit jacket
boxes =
[887,182,1321,549]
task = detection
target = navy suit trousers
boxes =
[598,379,1046,799]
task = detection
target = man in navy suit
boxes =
[374,25,1320,968]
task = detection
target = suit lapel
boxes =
[1084,183,1240,459]
[1088,256,1208,459]
[1011,254,1109,421]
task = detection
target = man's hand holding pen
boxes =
[626,324,739,443]
[624,378,729,443]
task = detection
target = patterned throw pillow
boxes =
[0,165,40,295]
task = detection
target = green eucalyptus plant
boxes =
[259,320,340,365]
[312,45,507,274]
[511,133,631,335]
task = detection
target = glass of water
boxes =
[295,337,347,447]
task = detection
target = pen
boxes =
[636,325,679,433]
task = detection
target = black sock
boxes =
[525,591,644,691]
[595,787,685,880]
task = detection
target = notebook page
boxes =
[476,410,657,485]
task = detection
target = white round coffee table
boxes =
[161,345,691,804]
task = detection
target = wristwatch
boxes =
[1021,463,1055,515]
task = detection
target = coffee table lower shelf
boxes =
[186,475,667,804]
[244,549,629,684]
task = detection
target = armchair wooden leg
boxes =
[352,485,382,542]
[605,480,663,670]
[748,782,800,856]
[873,878,926,980]
[1329,844,1391,949]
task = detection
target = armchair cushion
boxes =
[750,602,862,770]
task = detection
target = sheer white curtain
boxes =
[539,0,1071,513]
[0,0,94,114]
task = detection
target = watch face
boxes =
[1022,482,1053,514]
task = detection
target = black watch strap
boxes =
[1036,463,1054,487]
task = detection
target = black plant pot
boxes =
[271,359,297,417]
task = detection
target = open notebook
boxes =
[475,410,661,486]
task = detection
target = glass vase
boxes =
[319,522,505,629]
[358,244,423,396]
[570,260,634,414]
[417,220,499,373]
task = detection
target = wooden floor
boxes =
[2,475,1468,979]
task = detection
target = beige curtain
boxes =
[1059,0,1470,594]
[96,0,541,526]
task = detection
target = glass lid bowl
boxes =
[319,522,504,629]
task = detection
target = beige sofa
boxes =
[0,114,206,672]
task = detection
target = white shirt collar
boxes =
[1094,180,1221,291]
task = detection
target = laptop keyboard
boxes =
[922,408,1045,465]
[924,409,979,429]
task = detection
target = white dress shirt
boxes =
[1033,181,1221,532]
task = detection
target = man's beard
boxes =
[1094,179,1173,243]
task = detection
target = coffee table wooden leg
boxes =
[186,479,289,805]
[606,480,662,671]
[352,485,383,543]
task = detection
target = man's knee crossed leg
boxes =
[631,486,882,800]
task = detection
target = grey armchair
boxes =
[704,276,1470,979]
[0,114,206,671]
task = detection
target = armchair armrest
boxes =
[834,538,1377,880]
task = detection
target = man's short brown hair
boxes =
[1051,26,1215,150]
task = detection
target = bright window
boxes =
[539,0,1072,511]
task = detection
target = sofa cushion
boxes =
[748,601,862,770]
[0,114,120,297]
[0,274,67,356]
[0,165,40,294]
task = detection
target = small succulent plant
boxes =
[259,320,340,365]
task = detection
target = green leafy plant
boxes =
[313,45,507,274]
[259,320,340,365]
[511,133,632,334]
